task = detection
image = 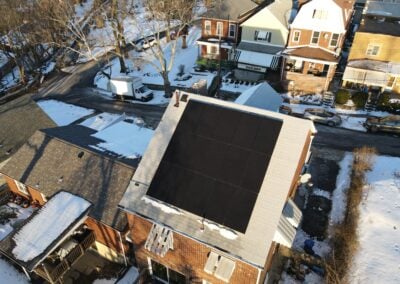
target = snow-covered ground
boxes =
[94,26,215,101]
[0,203,34,241]
[0,257,29,284]
[38,100,95,126]
[92,266,139,284]
[0,51,8,69]
[282,102,391,132]
[0,67,21,90]
[349,155,400,284]
[74,0,94,20]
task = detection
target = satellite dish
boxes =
[300,173,312,183]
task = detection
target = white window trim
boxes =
[216,22,223,37]
[207,45,219,55]
[228,23,236,38]
[204,20,211,35]
[310,31,320,45]
[14,180,29,195]
[366,44,381,56]
[329,33,340,47]
[292,30,301,42]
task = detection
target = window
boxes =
[293,30,301,42]
[228,23,236,38]
[311,31,320,44]
[14,180,29,195]
[207,45,219,55]
[150,260,186,284]
[366,44,380,56]
[204,20,211,35]
[216,22,223,36]
[387,76,396,88]
[312,9,328,20]
[330,33,340,47]
[254,30,272,42]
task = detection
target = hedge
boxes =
[351,92,369,108]
[335,89,350,104]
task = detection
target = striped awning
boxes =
[238,50,280,70]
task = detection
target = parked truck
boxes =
[109,76,154,102]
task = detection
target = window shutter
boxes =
[267,32,272,43]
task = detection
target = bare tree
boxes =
[127,0,202,97]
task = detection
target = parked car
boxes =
[135,37,157,51]
[279,105,292,115]
[363,115,400,134]
[303,108,342,126]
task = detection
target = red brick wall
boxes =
[85,217,128,254]
[288,29,342,51]
[201,18,238,42]
[127,214,261,284]
[4,176,46,204]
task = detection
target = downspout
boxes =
[22,267,31,281]
[118,231,128,267]
[256,267,262,284]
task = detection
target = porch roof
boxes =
[237,41,284,55]
[0,191,91,271]
[283,47,339,63]
[342,66,388,87]
[347,59,400,75]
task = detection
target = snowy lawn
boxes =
[92,266,139,284]
[0,203,35,241]
[0,257,29,284]
[91,119,154,159]
[349,155,400,283]
[80,112,124,131]
[38,100,95,126]
[94,26,215,95]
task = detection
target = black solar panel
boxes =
[147,100,283,233]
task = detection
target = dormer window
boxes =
[254,30,271,42]
[311,31,320,44]
[313,9,328,20]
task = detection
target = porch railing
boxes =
[34,230,95,283]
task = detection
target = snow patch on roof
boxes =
[142,196,183,215]
[92,120,154,159]
[37,100,95,126]
[12,192,91,262]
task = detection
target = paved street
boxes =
[314,125,400,157]
[29,58,400,156]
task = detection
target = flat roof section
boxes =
[147,100,282,233]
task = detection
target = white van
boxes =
[109,76,154,102]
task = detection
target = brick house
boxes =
[196,0,258,61]
[0,125,137,282]
[342,0,400,94]
[281,0,354,92]
[235,0,298,81]
[119,94,315,284]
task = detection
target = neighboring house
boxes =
[342,0,400,94]
[119,94,315,284]
[281,0,354,92]
[197,0,259,61]
[0,96,56,167]
[0,126,136,283]
[234,82,283,112]
[235,0,298,81]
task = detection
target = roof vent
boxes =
[78,151,84,158]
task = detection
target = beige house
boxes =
[342,1,400,94]
[235,0,297,81]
